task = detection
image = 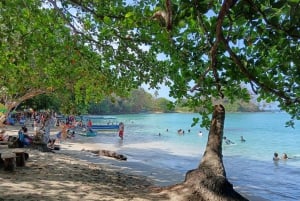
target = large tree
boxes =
[49,0,299,124]
[0,0,161,123]
[0,0,100,120]
[51,0,298,200]
[1,0,299,200]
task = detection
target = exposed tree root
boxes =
[152,105,249,201]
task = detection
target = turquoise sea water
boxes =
[84,112,300,201]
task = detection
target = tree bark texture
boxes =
[157,105,248,201]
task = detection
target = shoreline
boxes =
[0,124,265,201]
[0,124,176,201]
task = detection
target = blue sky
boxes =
[142,83,174,100]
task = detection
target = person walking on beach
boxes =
[118,122,124,140]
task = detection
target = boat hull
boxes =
[78,130,97,137]
[81,115,120,131]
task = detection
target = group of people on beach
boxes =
[0,125,34,148]
[2,111,127,150]
[1,111,75,149]
[273,152,290,161]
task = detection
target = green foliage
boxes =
[218,99,260,113]
[19,94,60,112]
[87,88,174,114]
[0,0,161,116]
[176,97,260,113]
[1,0,299,128]
[120,0,299,127]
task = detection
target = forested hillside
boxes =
[87,88,260,114]
[20,88,260,115]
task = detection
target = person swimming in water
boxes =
[273,152,280,161]
[177,129,184,135]
[223,136,234,145]
[282,153,289,160]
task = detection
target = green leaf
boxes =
[103,16,111,24]
[125,12,134,18]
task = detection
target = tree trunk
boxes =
[0,88,48,127]
[157,105,248,201]
[0,115,6,128]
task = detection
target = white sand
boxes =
[0,124,179,201]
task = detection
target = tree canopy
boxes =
[56,0,300,127]
[1,1,299,199]
[1,0,299,127]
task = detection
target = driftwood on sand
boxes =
[82,149,127,161]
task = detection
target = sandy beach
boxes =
[0,124,173,201]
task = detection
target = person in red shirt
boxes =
[118,122,124,140]
[87,119,92,128]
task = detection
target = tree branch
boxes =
[210,0,298,105]
[7,89,48,111]
[245,0,300,39]
[215,1,297,105]
[48,0,114,50]
[67,0,125,21]
[210,0,237,98]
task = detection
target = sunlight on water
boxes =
[88,112,300,201]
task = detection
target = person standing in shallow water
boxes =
[87,119,92,128]
[118,122,124,140]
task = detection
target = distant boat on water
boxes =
[81,115,119,131]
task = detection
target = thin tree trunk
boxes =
[0,115,6,128]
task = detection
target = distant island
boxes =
[87,89,264,115]
[19,88,274,115]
